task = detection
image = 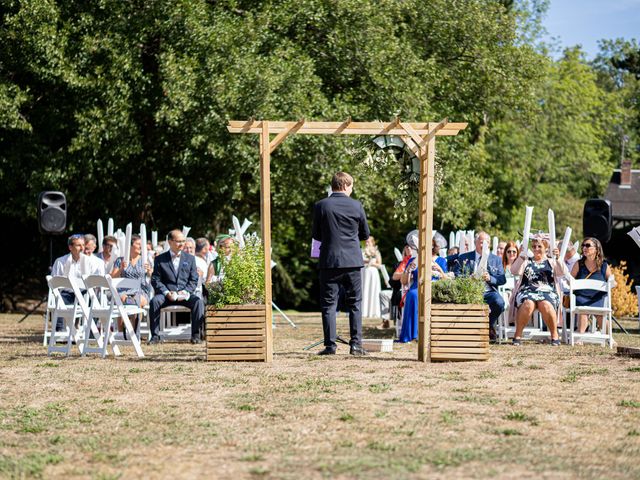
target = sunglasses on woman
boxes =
[506,249,517,254]
[582,243,594,248]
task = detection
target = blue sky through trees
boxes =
[543,0,640,59]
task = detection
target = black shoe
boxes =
[317,348,336,355]
[147,335,162,345]
[190,336,203,345]
[349,345,368,356]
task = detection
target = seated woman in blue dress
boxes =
[508,235,566,346]
[398,236,448,343]
[111,235,152,331]
[570,237,612,334]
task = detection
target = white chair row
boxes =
[45,275,146,358]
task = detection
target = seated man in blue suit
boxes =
[149,229,204,344]
[451,231,506,342]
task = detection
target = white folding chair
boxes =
[497,277,515,342]
[81,275,145,358]
[568,277,614,348]
[46,276,91,356]
[159,305,192,340]
[111,277,150,341]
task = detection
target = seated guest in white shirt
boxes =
[83,233,105,275]
[184,237,205,297]
[564,243,580,273]
[84,234,97,256]
[51,234,102,329]
[96,235,118,273]
[194,238,211,298]
[183,237,196,255]
[52,234,103,283]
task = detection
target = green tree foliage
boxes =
[593,39,640,167]
[0,0,636,309]
[483,48,623,237]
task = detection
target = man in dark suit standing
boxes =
[148,229,204,344]
[312,172,370,356]
[451,231,506,342]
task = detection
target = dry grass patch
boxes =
[0,314,639,479]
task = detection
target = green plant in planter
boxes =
[206,234,265,308]
[431,276,485,304]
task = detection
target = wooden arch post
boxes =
[227,119,466,362]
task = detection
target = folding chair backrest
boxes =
[47,276,88,315]
[48,276,73,291]
[570,278,608,293]
[112,277,141,291]
[45,275,55,308]
[104,275,127,309]
[83,275,110,290]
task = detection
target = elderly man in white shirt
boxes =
[83,233,105,275]
[193,238,211,298]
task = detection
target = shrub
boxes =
[432,276,485,304]
[611,261,638,318]
[206,234,265,307]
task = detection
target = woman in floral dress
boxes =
[508,236,567,346]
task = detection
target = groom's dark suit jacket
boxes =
[312,192,370,268]
[151,250,199,296]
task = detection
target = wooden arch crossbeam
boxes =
[227,118,467,362]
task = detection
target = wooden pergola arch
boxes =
[227,119,467,362]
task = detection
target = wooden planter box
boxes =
[206,304,267,362]
[430,304,489,362]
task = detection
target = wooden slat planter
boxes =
[430,304,489,362]
[206,304,267,362]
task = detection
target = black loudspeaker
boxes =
[583,198,612,243]
[38,191,67,235]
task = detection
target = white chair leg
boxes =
[569,312,575,346]
[101,318,111,358]
[81,316,92,356]
[65,320,75,357]
[43,311,50,346]
[47,315,58,356]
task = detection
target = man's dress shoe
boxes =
[317,348,336,355]
[349,345,368,356]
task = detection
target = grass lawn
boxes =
[0,312,639,479]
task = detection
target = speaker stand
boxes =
[18,237,53,324]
